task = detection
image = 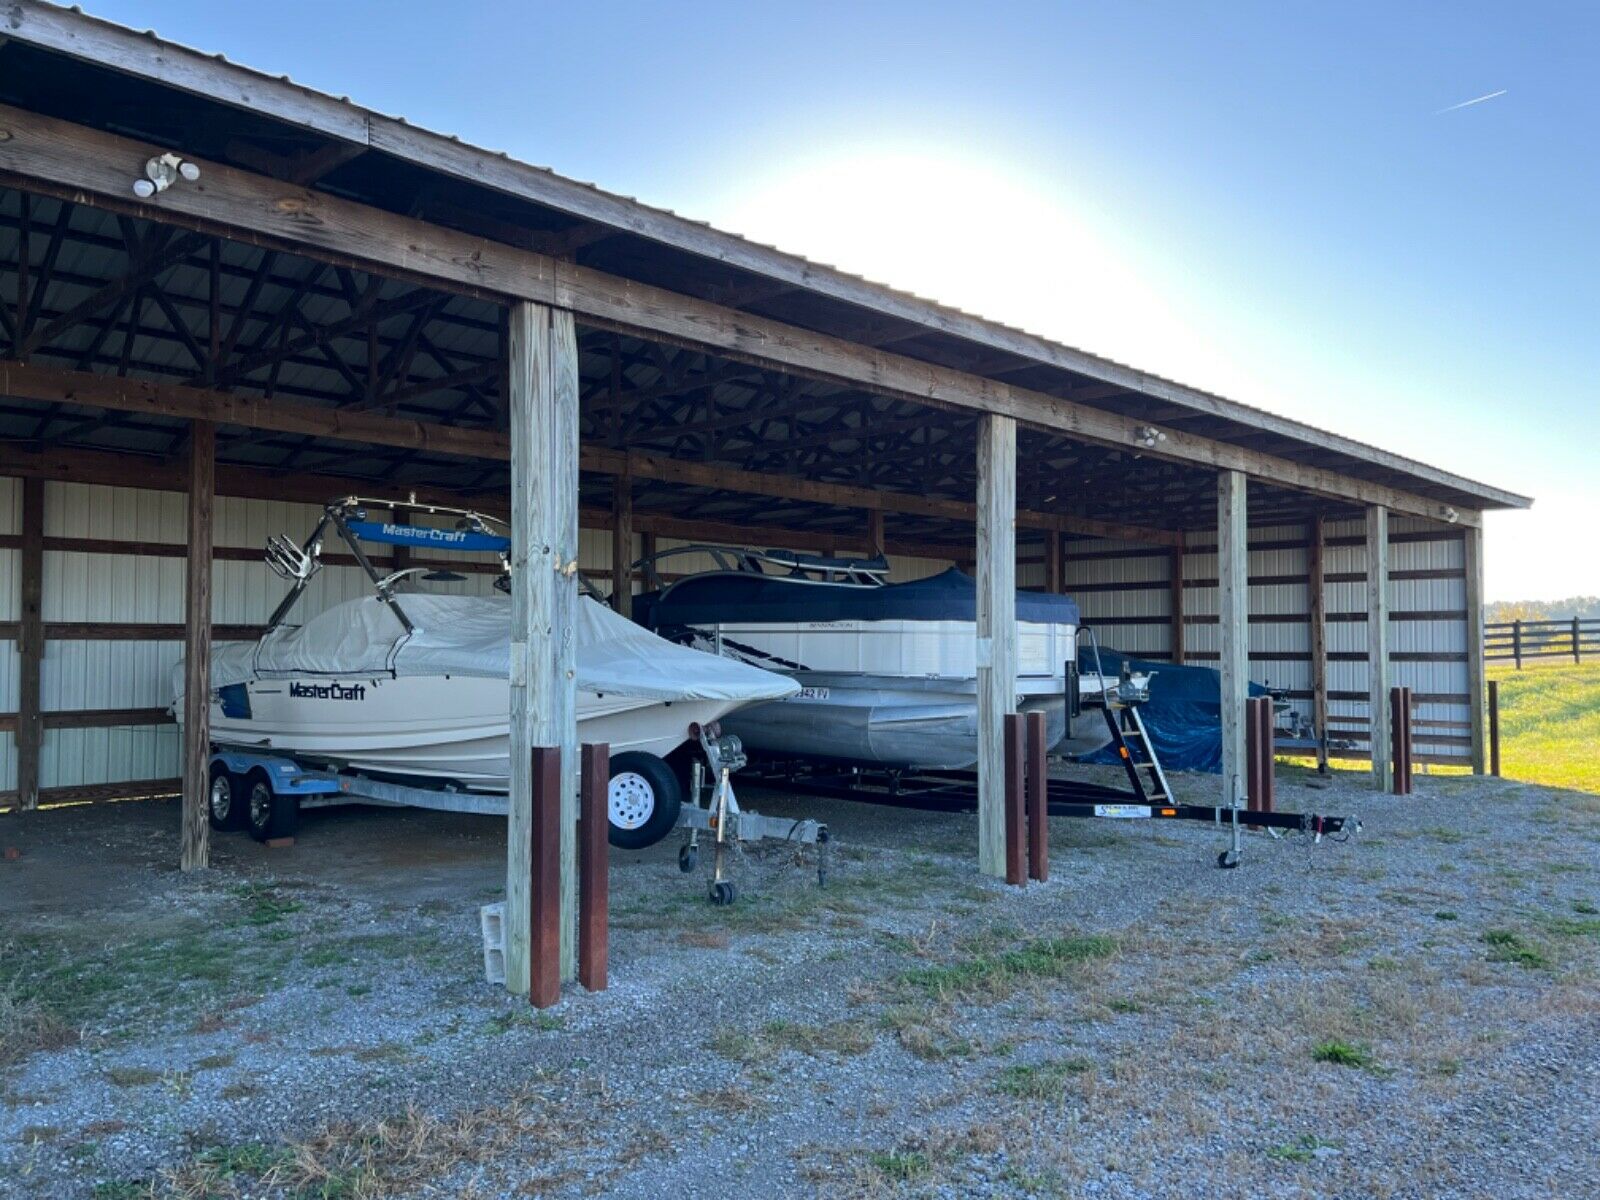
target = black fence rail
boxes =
[1485,617,1600,668]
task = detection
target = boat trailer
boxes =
[744,703,1357,869]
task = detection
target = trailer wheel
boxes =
[607,752,682,850]
[207,762,247,832]
[245,770,298,843]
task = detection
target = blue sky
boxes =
[88,1,1598,599]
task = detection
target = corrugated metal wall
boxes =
[0,477,1473,798]
[1064,515,1471,762]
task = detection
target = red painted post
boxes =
[1003,713,1026,886]
[1259,698,1275,814]
[530,746,562,1009]
[578,742,609,993]
[1404,687,1415,792]
[1025,711,1048,882]
[1245,697,1271,828]
[1488,681,1501,777]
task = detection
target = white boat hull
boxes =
[697,618,1093,770]
[195,674,739,789]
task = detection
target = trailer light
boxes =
[1160,807,1177,817]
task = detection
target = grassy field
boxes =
[1488,658,1600,794]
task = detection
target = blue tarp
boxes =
[636,567,1080,630]
[1078,646,1268,774]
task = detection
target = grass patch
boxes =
[866,1149,931,1182]
[1487,660,1600,794]
[993,1057,1093,1099]
[104,1066,163,1087]
[1482,928,1550,968]
[1311,1040,1377,1070]
[1267,1134,1342,1163]
[0,985,79,1067]
[897,931,1117,1002]
[708,1018,874,1063]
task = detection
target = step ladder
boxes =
[1102,703,1174,806]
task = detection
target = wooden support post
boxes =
[15,477,44,811]
[866,508,886,560]
[1512,619,1523,670]
[1260,698,1275,813]
[180,420,215,872]
[1025,710,1048,883]
[1574,616,1583,665]
[1488,680,1501,777]
[1367,505,1392,791]
[1044,533,1064,595]
[1244,696,1274,828]
[578,743,609,993]
[1003,713,1026,886]
[529,745,562,1009]
[976,414,1018,877]
[1308,516,1330,772]
[1169,542,1185,664]
[1217,471,1249,808]
[507,301,582,995]
[611,467,633,618]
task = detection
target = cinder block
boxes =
[480,901,506,986]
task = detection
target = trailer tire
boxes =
[607,752,682,850]
[245,770,298,843]
[207,762,247,832]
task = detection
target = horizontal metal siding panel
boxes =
[42,640,183,711]
[45,481,187,542]
[41,726,179,789]
[43,552,185,622]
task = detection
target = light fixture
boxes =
[132,152,200,198]
[1133,424,1167,449]
[1440,505,1459,524]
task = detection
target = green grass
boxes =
[1482,928,1550,969]
[1311,1040,1377,1069]
[993,1057,1093,1099]
[1488,660,1600,794]
[896,932,1118,1002]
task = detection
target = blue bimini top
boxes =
[635,567,1079,630]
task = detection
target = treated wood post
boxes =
[1463,523,1487,774]
[1367,505,1391,791]
[611,466,633,618]
[1044,533,1064,595]
[1309,516,1330,772]
[1574,616,1583,665]
[1217,471,1249,808]
[529,746,562,1009]
[866,508,886,560]
[1003,713,1026,886]
[1488,680,1501,777]
[507,301,582,995]
[1025,710,1048,882]
[578,742,609,993]
[16,477,44,812]
[1512,619,1522,670]
[1169,542,1185,664]
[1390,686,1409,795]
[181,420,215,871]
[976,413,1018,877]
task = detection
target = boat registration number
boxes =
[1093,804,1152,819]
[791,686,831,701]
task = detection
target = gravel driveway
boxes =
[2,763,1596,1198]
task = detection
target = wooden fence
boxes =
[1485,617,1600,668]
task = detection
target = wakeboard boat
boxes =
[174,500,797,846]
[633,546,1128,771]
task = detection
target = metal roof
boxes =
[0,1,1531,516]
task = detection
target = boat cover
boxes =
[636,567,1079,629]
[192,594,800,704]
[1076,646,1270,774]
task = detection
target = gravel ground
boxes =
[1,762,1597,1198]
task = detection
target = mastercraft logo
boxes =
[383,523,469,545]
[288,681,367,701]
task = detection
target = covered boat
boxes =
[176,591,798,785]
[634,547,1108,770]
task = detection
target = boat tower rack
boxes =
[631,543,892,593]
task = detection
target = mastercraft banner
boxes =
[347,520,509,553]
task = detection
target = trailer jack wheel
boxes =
[679,844,698,874]
[710,880,737,906]
[1217,849,1241,870]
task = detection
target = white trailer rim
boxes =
[609,771,656,830]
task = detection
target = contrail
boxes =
[1437,89,1507,114]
